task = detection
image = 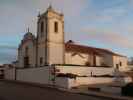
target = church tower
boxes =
[37,6,65,66]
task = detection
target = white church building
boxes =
[18,6,127,70]
[4,6,131,91]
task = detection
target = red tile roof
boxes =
[65,42,102,56]
[65,40,126,57]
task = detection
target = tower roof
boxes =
[38,5,63,19]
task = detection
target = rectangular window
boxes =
[24,56,29,68]
[41,22,44,33]
[54,21,58,33]
[120,62,122,66]
[116,64,119,69]
[40,21,44,37]
[40,57,43,65]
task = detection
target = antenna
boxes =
[38,11,40,17]
[48,0,53,9]
[26,27,30,33]
[28,27,29,33]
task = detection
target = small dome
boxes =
[23,32,35,40]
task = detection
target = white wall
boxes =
[101,53,113,67]
[113,56,128,71]
[65,52,89,65]
[56,66,114,76]
[55,77,114,89]
[55,76,132,89]
[17,67,50,84]
[4,68,15,80]
[76,77,114,85]
[18,40,36,68]
[55,77,76,89]
[101,86,121,94]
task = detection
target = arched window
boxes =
[24,46,29,68]
[25,46,29,56]
[54,21,58,33]
[41,21,44,33]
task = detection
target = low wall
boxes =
[56,66,114,76]
[16,67,50,84]
[4,68,15,80]
[101,86,121,94]
[55,76,132,89]
[4,65,131,89]
[76,77,113,85]
[55,77,77,89]
[55,77,114,89]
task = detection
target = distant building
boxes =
[0,65,4,79]
[18,6,127,70]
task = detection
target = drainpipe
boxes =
[15,67,17,80]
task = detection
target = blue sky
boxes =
[0,0,133,64]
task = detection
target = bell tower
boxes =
[37,6,65,66]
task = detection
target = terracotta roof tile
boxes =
[65,41,126,57]
[65,42,102,56]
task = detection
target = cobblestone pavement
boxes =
[0,81,111,100]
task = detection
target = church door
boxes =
[24,56,29,68]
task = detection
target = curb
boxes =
[77,91,133,100]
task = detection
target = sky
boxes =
[0,0,133,64]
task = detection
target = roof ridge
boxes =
[65,42,126,57]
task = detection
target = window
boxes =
[24,56,29,68]
[116,64,119,69]
[120,62,122,66]
[25,46,29,56]
[40,57,43,65]
[41,21,44,33]
[54,21,58,33]
[24,47,29,68]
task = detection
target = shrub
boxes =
[122,82,133,96]
[85,61,90,66]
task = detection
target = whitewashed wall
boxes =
[55,76,132,89]
[55,77,114,89]
[56,66,114,76]
[101,86,121,94]
[17,67,50,84]
[55,77,76,89]
[4,68,15,80]
[18,40,36,68]
[113,56,128,71]
[76,77,114,85]
[65,52,89,65]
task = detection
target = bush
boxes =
[85,61,90,66]
[122,82,133,96]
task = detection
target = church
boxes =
[18,6,127,70]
